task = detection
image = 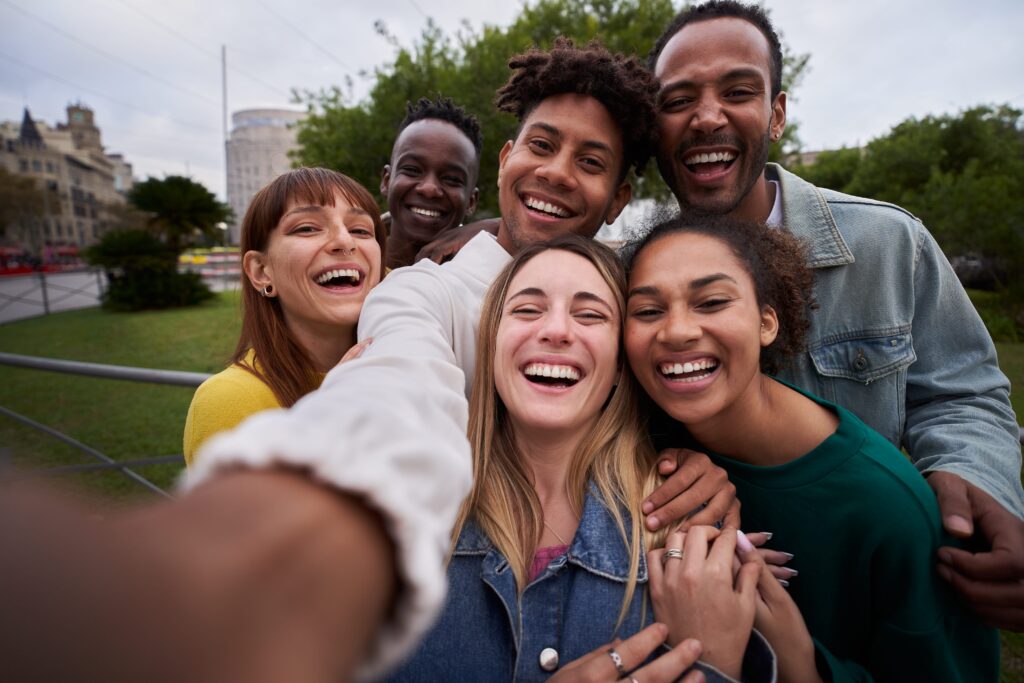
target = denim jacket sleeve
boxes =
[901,220,1024,518]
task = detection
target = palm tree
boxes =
[129,176,231,252]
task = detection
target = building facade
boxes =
[225,108,304,244]
[0,104,132,254]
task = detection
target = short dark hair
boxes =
[622,213,816,374]
[398,95,483,155]
[495,37,658,179]
[648,0,784,99]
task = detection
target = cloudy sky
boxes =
[2,0,1021,201]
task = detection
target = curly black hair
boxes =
[648,1,784,99]
[397,95,483,155]
[495,37,658,180]
[622,213,816,374]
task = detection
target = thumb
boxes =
[928,472,974,538]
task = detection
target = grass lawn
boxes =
[2,292,1024,675]
[0,290,241,502]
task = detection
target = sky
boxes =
[1,0,1021,202]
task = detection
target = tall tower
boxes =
[63,103,102,152]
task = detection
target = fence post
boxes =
[38,271,49,315]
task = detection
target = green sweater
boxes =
[702,389,998,682]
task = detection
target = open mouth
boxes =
[659,358,719,383]
[683,150,737,177]
[314,268,362,290]
[522,194,574,219]
[523,362,582,388]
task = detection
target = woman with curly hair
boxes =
[623,215,998,682]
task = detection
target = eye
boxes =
[349,226,374,238]
[527,138,554,154]
[442,175,466,187]
[289,223,319,235]
[510,305,542,318]
[579,156,606,173]
[697,297,732,310]
[574,309,608,322]
[629,305,663,320]
[660,96,692,112]
[725,87,757,100]
[399,165,422,176]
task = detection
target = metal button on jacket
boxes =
[539,647,559,671]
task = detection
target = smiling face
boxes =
[625,231,778,431]
[243,190,383,337]
[494,249,621,441]
[381,118,480,250]
[653,17,786,220]
[495,93,632,253]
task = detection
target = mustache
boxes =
[676,133,745,158]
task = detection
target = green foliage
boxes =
[0,167,47,251]
[128,175,231,251]
[792,105,1024,335]
[85,230,213,311]
[294,0,809,214]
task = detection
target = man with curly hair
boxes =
[381,96,483,268]
[649,0,1024,634]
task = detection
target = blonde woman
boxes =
[385,234,770,683]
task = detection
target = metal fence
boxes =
[0,351,210,497]
[0,269,106,325]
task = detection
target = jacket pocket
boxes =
[807,330,916,446]
[808,331,916,385]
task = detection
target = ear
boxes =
[243,250,272,292]
[760,305,779,347]
[604,180,633,225]
[380,164,391,195]
[466,186,480,217]
[770,91,787,143]
[496,140,514,188]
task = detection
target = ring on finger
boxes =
[662,548,684,564]
[606,647,626,676]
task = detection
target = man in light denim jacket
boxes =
[648,0,1024,630]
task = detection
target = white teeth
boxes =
[316,268,361,284]
[524,196,570,218]
[683,151,737,165]
[410,206,441,218]
[660,359,718,377]
[524,363,581,382]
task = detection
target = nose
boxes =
[657,305,701,347]
[535,149,576,190]
[416,171,444,198]
[538,308,574,346]
[689,93,727,136]
[326,224,358,254]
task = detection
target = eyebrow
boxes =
[507,287,614,311]
[395,151,469,173]
[628,273,737,297]
[282,205,372,219]
[658,67,766,97]
[525,122,614,156]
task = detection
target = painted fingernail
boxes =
[736,530,755,553]
[758,531,773,541]
[778,579,790,588]
[782,567,799,577]
[780,552,794,561]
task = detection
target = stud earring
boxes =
[261,284,275,297]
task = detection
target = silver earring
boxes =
[261,284,275,297]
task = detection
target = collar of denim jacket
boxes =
[768,162,855,269]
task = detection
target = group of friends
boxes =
[4,2,1023,681]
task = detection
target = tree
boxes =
[294,0,810,215]
[0,167,47,252]
[129,176,231,251]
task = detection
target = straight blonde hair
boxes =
[453,233,664,630]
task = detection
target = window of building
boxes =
[45,161,54,173]
[19,159,28,172]
[31,159,41,172]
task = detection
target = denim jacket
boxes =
[384,487,776,682]
[768,163,1024,517]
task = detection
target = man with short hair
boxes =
[648,0,1024,631]
[381,96,482,269]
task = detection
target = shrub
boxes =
[84,230,213,311]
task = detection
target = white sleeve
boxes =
[182,263,473,680]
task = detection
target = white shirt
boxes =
[185,233,512,679]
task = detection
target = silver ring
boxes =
[606,647,626,676]
[663,548,684,562]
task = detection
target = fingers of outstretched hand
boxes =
[595,623,670,677]
[936,560,1024,624]
[630,638,704,683]
[928,471,974,538]
[643,449,703,514]
[338,338,372,366]
[683,487,740,530]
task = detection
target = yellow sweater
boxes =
[183,350,282,466]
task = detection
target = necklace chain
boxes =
[543,519,571,545]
